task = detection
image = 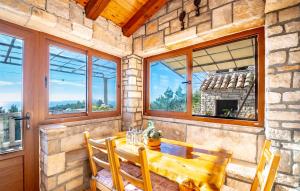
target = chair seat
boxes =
[95,162,141,190]
[221,185,237,191]
[124,173,179,191]
[121,161,142,178]
[95,169,114,190]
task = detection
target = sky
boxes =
[49,46,117,107]
[150,61,188,102]
[0,34,209,112]
[0,34,117,112]
[150,61,208,102]
[0,34,23,111]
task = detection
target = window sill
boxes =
[40,115,121,125]
[143,115,264,134]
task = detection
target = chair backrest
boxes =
[250,140,281,191]
[83,132,118,188]
[108,138,152,191]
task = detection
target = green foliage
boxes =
[92,99,114,111]
[9,104,18,113]
[96,99,104,107]
[150,86,186,111]
[50,100,85,112]
[192,89,201,112]
[0,107,5,113]
[143,121,162,140]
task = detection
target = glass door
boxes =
[0,21,37,191]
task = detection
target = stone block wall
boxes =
[265,2,300,190]
[136,1,300,189]
[200,87,256,119]
[122,55,144,130]
[133,0,265,57]
[0,0,131,57]
[40,117,121,191]
[143,116,265,164]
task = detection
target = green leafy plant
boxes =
[143,121,162,140]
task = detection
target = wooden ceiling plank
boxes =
[122,0,167,37]
[85,0,111,20]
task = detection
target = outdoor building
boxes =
[0,0,299,191]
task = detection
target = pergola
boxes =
[153,37,257,88]
[0,35,117,105]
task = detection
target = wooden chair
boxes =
[222,140,281,191]
[84,131,118,191]
[107,138,179,191]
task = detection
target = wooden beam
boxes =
[85,0,111,20]
[122,0,167,37]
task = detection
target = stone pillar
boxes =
[122,55,143,130]
[265,1,300,190]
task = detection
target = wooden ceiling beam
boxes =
[122,0,167,37]
[85,0,111,20]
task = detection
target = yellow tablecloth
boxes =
[116,138,231,191]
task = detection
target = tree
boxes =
[96,99,104,107]
[150,86,186,112]
[192,89,201,114]
[0,107,5,113]
[172,86,186,111]
[9,104,18,113]
[164,87,173,100]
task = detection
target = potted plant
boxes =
[143,121,162,149]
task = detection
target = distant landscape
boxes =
[0,99,116,114]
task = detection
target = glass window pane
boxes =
[92,56,117,112]
[49,45,87,114]
[149,55,187,112]
[0,33,23,153]
[192,37,257,120]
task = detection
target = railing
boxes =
[0,112,23,153]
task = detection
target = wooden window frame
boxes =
[144,27,265,127]
[40,33,121,123]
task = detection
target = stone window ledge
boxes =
[40,116,122,133]
[143,116,264,134]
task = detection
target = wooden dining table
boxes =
[115,137,232,191]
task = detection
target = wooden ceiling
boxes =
[75,0,167,37]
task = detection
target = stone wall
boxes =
[135,0,300,190]
[200,87,256,119]
[40,117,121,191]
[265,1,300,190]
[143,116,264,163]
[0,0,131,57]
[133,0,265,57]
[122,55,144,130]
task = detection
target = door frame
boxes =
[0,19,40,191]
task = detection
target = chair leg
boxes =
[90,179,97,191]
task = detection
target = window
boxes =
[46,38,121,120]
[48,45,87,115]
[149,55,187,112]
[192,36,257,120]
[92,56,117,112]
[145,28,264,127]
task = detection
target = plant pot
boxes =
[144,138,161,149]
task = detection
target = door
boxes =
[0,21,38,191]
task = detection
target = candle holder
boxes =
[194,0,201,16]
